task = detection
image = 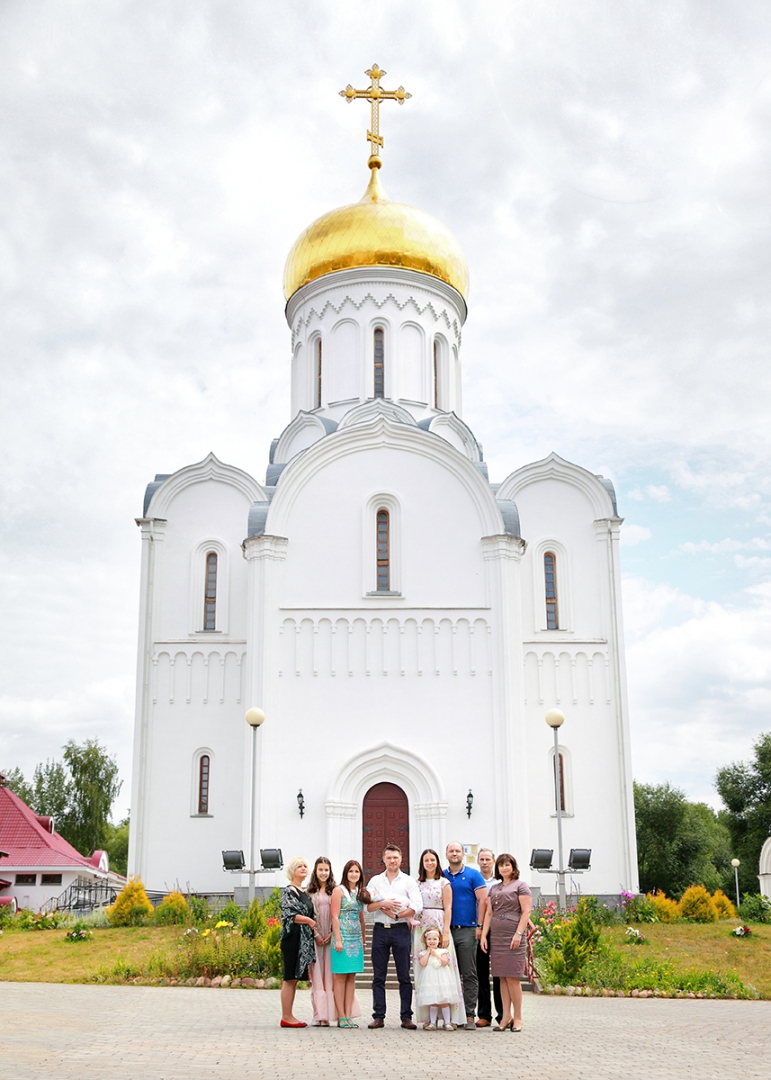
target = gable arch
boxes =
[496,452,618,521]
[147,453,266,518]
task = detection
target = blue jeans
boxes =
[371,922,413,1021]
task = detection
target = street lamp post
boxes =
[545,708,566,911]
[245,707,266,905]
[731,858,741,911]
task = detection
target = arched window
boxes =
[433,339,439,408]
[315,338,322,409]
[198,754,210,814]
[553,752,566,812]
[376,509,390,591]
[373,327,385,398]
[544,552,558,630]
[204,552,217,631]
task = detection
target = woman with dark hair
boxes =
[330,859,369,1028]
[412,848,463,1029]
[307,856,336,1026]
[279,856,317,1028]
[480,853,532,1032]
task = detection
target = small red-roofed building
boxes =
[0,773,125,913]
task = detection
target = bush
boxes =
[17,909,63,931]
[620,892,659,923]
[187,895,210,926]
[217,900,244,926]
[712,889,737,920]
[64,920,94,942]
[540,899,601,984]
[678,885,718,923]
[106,878,154,926]
[647,891,680,923]
[153,891,188,925]
[580,896,620,926]
[738,893,771,924]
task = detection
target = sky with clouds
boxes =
[2,0,770,821]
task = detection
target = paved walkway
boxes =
[1,982,768,1079]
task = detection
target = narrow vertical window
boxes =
[544,552,558,630]
[198,755,210,814]
[433,339,439,408]
[204,552,217,631]
[376,510,390,591]
[553,752,566,812]
[315,338,322,409]
[373,327,385,398]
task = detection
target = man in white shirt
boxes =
[475,847,503,1027]
[366,843,423,1028]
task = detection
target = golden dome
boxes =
[283,167,469,301]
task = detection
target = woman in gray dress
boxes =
[479,853,531,1032]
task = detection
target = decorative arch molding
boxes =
[338,398,417,431]
[325,742,448,867]
[267,414,503,540]
[191,747,214,817]
[496,452,618,522]
[189,537,231,635]
[147,452,266,518]
[530,537,573,633]
[274,411,338,465]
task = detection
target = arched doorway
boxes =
[362,782,410,877]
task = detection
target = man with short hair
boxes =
[475,847,503,1027]
[444,841,487,1030]
[366,844,423,1029]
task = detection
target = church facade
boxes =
[128,135,638,897]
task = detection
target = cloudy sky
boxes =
[2,1,770,821]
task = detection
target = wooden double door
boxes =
[361,782,410,878]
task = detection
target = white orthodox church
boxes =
[128,84,638,898]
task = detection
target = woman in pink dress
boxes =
[307,857,336,1026]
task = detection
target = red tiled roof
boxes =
[0,784,100,870]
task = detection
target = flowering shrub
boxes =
[678,885,718,923]
[17,909,63,931]
[732,925,752,937]
[738,893,771,924]
[65,920,94,942]
[624,926,646,945]
[620,892,658,923]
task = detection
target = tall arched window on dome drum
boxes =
[553,752,566,813]
[373,328,385,398]
[433,339,439,408]
[544,552,558,629]
[315,338,322,409]
[198,755,210,814]
[204,552,217,631]
[376,510,390,591]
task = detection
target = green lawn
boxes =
[0,925,182,983]
[604,921,771,998]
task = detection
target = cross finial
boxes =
[339,64,411,170]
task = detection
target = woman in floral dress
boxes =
[330,859,369,1028]
[412,848,464,1029]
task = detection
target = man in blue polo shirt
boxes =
[444,841,487,1030]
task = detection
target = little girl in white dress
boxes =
[416,927,461,1031]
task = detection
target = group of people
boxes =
[279,841,532,1032]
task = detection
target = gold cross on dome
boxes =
[339,64,411,168]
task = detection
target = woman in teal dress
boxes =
[330,859,369,1028]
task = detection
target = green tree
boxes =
[0,766,34,805]
[716,732,771,895]
[634,781,731,897]
[104,816,130,876]
[30,759,70,824]
[60,739,122,856]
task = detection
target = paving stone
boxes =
[0,981,769,1079]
